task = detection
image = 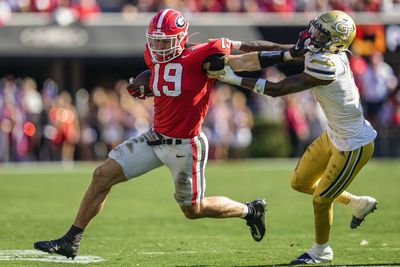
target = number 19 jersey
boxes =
[144,39,232,138]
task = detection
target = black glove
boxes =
[289,30,311,58]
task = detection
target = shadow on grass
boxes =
[234,263,400,267]
[176,264,400,267]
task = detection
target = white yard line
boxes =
[0,250,105,264]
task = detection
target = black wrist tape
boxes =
[258,51,284,68]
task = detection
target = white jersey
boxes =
[304,51,377,151]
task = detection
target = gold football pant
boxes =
[291,131,374,244]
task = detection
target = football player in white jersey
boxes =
[208,10,378,265]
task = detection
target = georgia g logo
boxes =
[175,16,185,28]
[334,21,354,38]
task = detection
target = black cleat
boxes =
[34,237,79,259]
[245,198,267,242]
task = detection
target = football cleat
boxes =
[245,198,267,242]
[290,253,317,265]
[290,244,333,265]
[351,196,378,229]
[34,237,79,259]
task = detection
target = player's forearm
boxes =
[239,40,294,52]
[241,76,309,97]
[229,53,261,72]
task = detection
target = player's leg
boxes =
[163,132,266,241]
[34,131,164,258]
[326,142,376,229]
[291,132,331,195]
[33,158,127,259]
[290,132,334,265]
[292,140,375,264]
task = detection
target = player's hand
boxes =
[289,30,311,58]
[127,77,153,100]
[127,77,146,99]
[127,70,153,100]
[207,64,242,86]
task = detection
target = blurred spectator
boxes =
[229,90,254,158]
[21,77,44,160]
[73,0,101,21]
[204,83,233,160]
[360,50,398,125]
[282,94,310,157]
[52,91,81,162]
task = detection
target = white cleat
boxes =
[290,244,333,265]
[351,196,378,229]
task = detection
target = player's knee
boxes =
[291,173,306,193]
[92,166,113,189]
[313,195,333,211]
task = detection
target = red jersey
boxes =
[144,38,232,138]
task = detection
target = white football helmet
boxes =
[307,10,356,53]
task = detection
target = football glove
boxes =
[127,77,153,100]
[289,30,311,58]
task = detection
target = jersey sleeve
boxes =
[304,53,337,81]
[203,38,232,57]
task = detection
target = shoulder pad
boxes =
[304,53,336,81]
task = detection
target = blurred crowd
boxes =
[1,0,400,19]
[1,48,399,162]
[0,75,256,162]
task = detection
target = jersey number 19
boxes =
[152,63,182,97]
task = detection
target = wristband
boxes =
[230,40,242,50]
[253,79,267,94]
[283,51,294,61]
[258,51,284,68]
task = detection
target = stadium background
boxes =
[1,0,400,163]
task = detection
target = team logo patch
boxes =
[334,21,354,38]
[175,16,185,28]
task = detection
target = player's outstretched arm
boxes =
[238,40,293,52]
[242,72,331,97]
[231,30,311,59]
[209,64,331,97]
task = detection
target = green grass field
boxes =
[0,159,399,266]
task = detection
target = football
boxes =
[130,69,151,90]
[127,70,153,99]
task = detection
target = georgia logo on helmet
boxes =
[307,10,356,54]
[146,9,189,63]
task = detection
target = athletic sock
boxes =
[240,204,249,218]
[64,225,84,244]
[244,202,255,220]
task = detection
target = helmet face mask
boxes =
[146,9,188,63]
[307,10,356,54]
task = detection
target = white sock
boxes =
[312,242,329,250]
[240,204,248,218]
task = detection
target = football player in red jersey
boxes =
[34,9,266,259]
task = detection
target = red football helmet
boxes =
[146,9,189,63]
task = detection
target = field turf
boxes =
[0,159,399,266]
